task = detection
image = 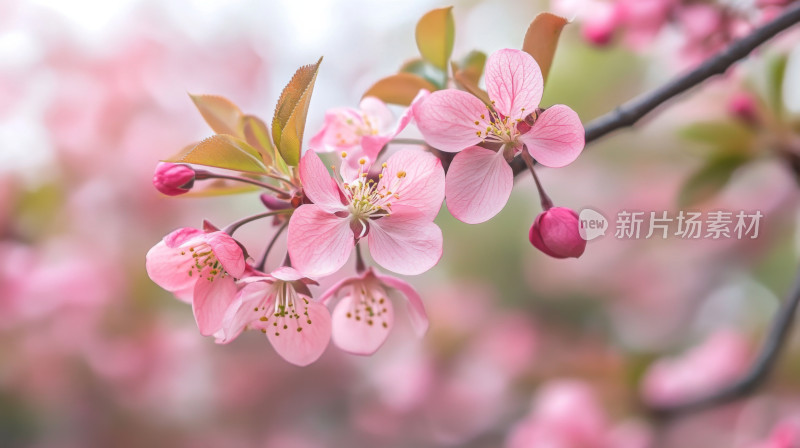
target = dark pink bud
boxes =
[581,4,619,46]
[529,207,586,259]
[153,162,195,196]
[728,92,759,125]
[260,193,291,210]
[582,22,616,46]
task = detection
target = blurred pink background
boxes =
[2,0,800,447]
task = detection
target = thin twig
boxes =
[389,138,427,146]
[507,2,800,176]
[196,171,288,196]
[222,210,290,235]
[583,1,800,144]
[648,265,800,419]
[255,220,289,271]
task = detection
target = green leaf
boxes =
[241,114,273,165]
[415,6,455,70]
[767,54,789,118]
[189,94,244,136]
[400,58,446,89]
[455,50,487,85]
[363,73,437,106]
[272,57,323,166]
[678,153,750,207]
[680,121,754,153]
[452,62,491,107]
[783,45,800,116]
[167,134,267,174]
[522,12,569,85]
[182,180,259,198]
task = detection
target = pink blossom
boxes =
[287,148,444,277]
[152,162,195,196]
[216,267,331,366]
[414,48,584,223]
[145,227,246,335]
[616,0,673,51]
[319,267,428,355]
[750,417,800,448]
[640,330,751,406]
[309,92,428,168]
[529,207,586,259]
[507,380,652,448]
[729,91,760,125]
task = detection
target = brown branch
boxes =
[509,1,800,176]
[647,264,800,420]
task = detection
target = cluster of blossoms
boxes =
[556,0,797,64]
[146,48,586,366]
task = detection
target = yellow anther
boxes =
[341,151,347,158]
[396,171,406,179]
[359,158,366,165]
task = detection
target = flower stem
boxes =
[355,243,366,273]
[223,210,291,235]
[195,170,288,196]
[263,171,298,189]
[521,151,553,211]
[255,220,289,271]
[389,138,427,146]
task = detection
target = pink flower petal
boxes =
[192,275,237,336]
[445,146,514,224]
[415,89,488,152]
[362,90,430,159]
[378,149,445,220]
[206,231,246,277]
[145,239,196,303]
[218,280,276,344]
[359,96,395,134]
[318,275,359,305]
[373,269,429,337]
[520,104,585,168]
[298,150,346,213]
[287,204,355,277]
[270,266,305,282]
[367,205,442,275]
[308,108,363,152]
[267,299,331,366]
[485,49,543,121]
[331,294,395,355]
[163,227,204,248]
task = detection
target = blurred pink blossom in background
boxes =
[1,0,800,446]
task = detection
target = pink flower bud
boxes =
[581,2,619,46]
[260,193,292,210]
[529,207,586,259]
[153,162,195,196]
[728,92,759,125]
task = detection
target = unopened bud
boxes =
[728,92,759,126]
[153,162,195,196]
[260,193,292,210]
[529,207,586,259]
